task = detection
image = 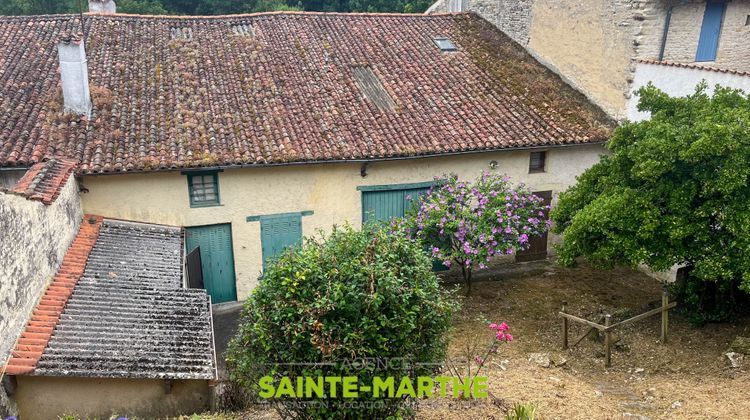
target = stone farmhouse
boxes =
[428,0,750,119]
[0,1,614,314]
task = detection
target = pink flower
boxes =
[489,322,509,332]
[474,356,484,364]
[496,332,513,342]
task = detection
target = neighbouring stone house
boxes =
[428,0,750,119]
[0,160,217,418]
[0,4,614,306]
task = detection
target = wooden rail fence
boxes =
[559,291,676,368]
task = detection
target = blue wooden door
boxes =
[185,224,237,303]
[260,213,303,271]
[696,1,726,61]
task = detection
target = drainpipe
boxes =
[658,5,674,61]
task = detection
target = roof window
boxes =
[433,37,457,52]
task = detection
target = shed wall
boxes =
[15,376,209,419]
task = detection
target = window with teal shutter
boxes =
[185,171,221,207]
[696,1,726,62]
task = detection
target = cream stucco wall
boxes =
[15,376,209,419]
[627,61,750,121]
[80,146,605,299]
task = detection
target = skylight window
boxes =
[433,37,457,52]
[231,24,255,37]
[170,26,193,40]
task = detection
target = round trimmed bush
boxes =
[226,224,458,418]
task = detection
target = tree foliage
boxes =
[0,0,430,16]
[401,173,549,294]
[552,84,750,321]
[226,224,458,418]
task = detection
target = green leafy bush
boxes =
[226,224,458,418]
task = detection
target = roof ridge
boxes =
[0,11,466,21]
[637,59,750,77]
[4,215,103,376]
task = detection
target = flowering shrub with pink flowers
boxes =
[403,172,550,294]
[446,321,514,399]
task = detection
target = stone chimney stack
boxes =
[89,0,117,14]
[57,36,92,118]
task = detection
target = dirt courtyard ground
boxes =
[202,262,750,420]
[422,261,750,419]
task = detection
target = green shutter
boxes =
[260,213,303,271]
[361,185,447,271]
[362,187,430,223]
[185,223,237,303]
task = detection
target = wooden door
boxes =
[516,190,552,262]
[185,223,237,303]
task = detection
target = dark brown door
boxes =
[515,190,552,262]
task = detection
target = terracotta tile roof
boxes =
[4,215,102,376]
[0,12,614,174]
[9,158,77,204]
[4,218,217,380]
[637,59,750,77]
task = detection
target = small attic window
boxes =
[352,65,396,112]
[170,26,193,40]
[231,24,254,37]
[433,37,457,52]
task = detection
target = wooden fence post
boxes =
[562,301,568,350]
[604,314,612,368]
[661,290,669,344]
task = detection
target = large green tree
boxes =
[552,84,750,322]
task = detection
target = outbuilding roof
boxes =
[0,12,613,174]
[6,158,77,204]
[5,217,217,380]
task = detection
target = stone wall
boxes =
[527,0,666,118]
[0,176,81,415]
[427,0,532,45]
[662,1,750,73]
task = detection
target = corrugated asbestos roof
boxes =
[5,218,217,380]
[0,12,614,174]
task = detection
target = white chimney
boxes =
[89,0,116,14]
[58,36,92,118]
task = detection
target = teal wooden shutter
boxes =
[185,224,237,303]
[696,1,726,62]
[260,213,303,270]
[361,186,446,271]
[361,187,430,224]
